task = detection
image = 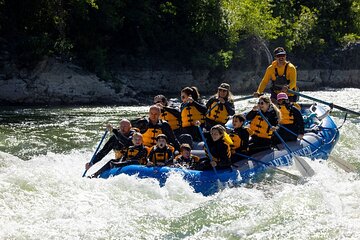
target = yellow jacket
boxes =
[257,60,297,94]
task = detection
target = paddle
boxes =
[233,95,254,102]
[82,130,108,177]
[279,125,357,173]
[258,111,315,177]
[234,152,302,181]
[196,125,218,176]
[287,89,360,116]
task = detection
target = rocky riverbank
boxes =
[0,57,359,106]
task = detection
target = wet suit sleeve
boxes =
[93,135,117,164]
[165,148,174,165]
[246,110,257,121]
[291,106,305,135]
[147,149,155,164]
[164,106,181,119]
[223,100,235,116]
[133,118,149,134]
[267,110,279,126]
[192,100,207,114]
[238,128,249,152]
[217,141,232,167]
[206,97,217,108]
[112,129,133,147]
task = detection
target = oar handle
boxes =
[82,130,108,177]
[288,89,360,116]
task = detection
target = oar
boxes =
[258,111,315,177]
[197,125,218,176]
[279,125,357,173]
[82,130,108,177]
[233,95,254,102]
[287,89,360,116]
[234,152,302,181]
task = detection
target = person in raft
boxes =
[153,94,182,137]
[228,113,250,163]
[246,95,280,154]
[195,123,232,170]
[84,118,135,171]
[180,86,207,142]
[147,134,175,166]
[205,83,235,130]
[116,132,149,166]
[173,143,200,169]
[273,92,305,143]
[253,47,298,103]
[88,131,147,178]
[133,105,181,151]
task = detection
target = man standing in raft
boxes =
[254,47,298,103]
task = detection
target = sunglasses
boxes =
[276,54,286,58]
[258,101,266,105]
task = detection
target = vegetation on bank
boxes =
[0,0,359,78]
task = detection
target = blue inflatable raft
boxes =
[97,104,339,195]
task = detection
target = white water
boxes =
[0,89,359,239]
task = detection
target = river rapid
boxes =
[0,88,359,240]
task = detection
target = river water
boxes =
[0,88,359,240]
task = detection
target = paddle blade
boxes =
[329,156,357,173]
[293,156,315,177]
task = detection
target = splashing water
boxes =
[0,89,359,239]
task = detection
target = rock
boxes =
[0,57,359,106]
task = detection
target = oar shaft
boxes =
[258,111,315,177]
[233,95,253,102]
[82,130,108,177]
[288,89,360,116]
[197,125,218,175]
[234,152,301,180]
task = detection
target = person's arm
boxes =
[246,110,257,121]
[165,148,174,165]
[147,149,155,165]
[239,128,249,152]
[132,118,149,134]
[112,129,133,147]
[287,63,297,90]
[206,96,216,108]
[192,100,207,114]
[291,107,305,135]
[217,142,231,167]
[93,136,116,164]
[268,110,279,126]
[161,122,180,150]
[163,106,181,119]
[223,100,235,116]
